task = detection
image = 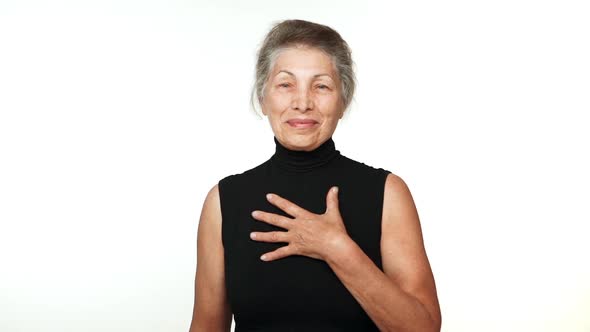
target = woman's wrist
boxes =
[323,234,357,266]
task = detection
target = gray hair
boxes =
[249,19,357,118]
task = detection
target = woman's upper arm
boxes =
[189,183,232,332]
[381,173,442,330]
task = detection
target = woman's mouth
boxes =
[287,120,319,129]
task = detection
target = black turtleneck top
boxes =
[218,136,391,331]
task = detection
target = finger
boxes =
[250,231,288,243]
[260,245,293,261]
[266,193,309,218]
[251,210,293,229]
[325,186,340,215]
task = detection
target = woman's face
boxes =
[261,46,344,151]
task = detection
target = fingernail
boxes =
[333,186,338,193]
[260,254,267,261]
[250,232,256,239]
[266,193,273,200]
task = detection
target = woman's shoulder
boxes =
[217,158,271,192]
[338,153,393,179]
[222,157,273,178]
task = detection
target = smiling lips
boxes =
[287,119,318,128]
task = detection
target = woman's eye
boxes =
[278,83,291,88]
[317,85,329,90]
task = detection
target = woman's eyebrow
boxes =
[277,69,333,79]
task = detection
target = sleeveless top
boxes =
[218,135,391,331]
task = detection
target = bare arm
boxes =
[325,173,441,332]
[188,184,232,332]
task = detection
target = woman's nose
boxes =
[291,88,314,111]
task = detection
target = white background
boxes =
[1,1,589,331]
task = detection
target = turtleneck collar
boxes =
[270,136,341,173]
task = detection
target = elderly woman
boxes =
[189,19,441,332]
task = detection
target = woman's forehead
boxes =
[271,49,337,79]
[274,47,332,65]
[275,69,335,80]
